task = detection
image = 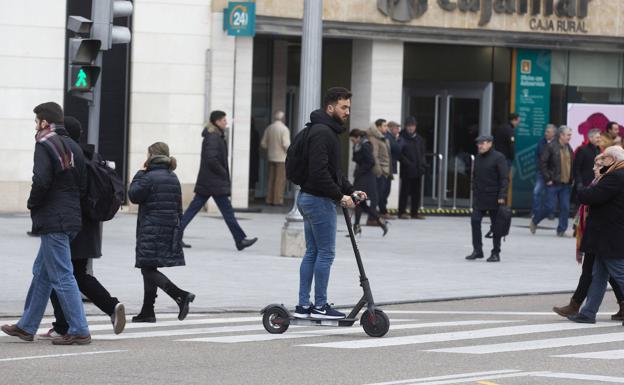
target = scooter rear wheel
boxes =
[361,309,390,337]
[262,306,290,334]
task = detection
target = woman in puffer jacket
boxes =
[129,142,195,323]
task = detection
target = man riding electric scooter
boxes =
[294,87,366,320]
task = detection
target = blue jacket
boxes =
[386,132,402,174]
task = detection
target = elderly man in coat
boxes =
[568,146,624,324]
[466,135,509,263]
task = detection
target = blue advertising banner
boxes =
[223,2,256,37]
[512,49,551,209]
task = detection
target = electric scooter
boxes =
[261,199,390,338]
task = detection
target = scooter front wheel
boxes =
[262,306,290,334]
[361,309,390,337]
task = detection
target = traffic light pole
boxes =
[87,52,103,151]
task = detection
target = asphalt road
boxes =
[1,293,622,385]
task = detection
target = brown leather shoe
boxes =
[552,298,581,318]
[366,219,377,226]
[381,213,396,220]
[611,301,624,321]
[412,214,426,220]
[399,214,411,220]
[51,334,92,345]
[1,324,34,341]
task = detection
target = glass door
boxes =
[403,83,492,208]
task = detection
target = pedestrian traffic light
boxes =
[91,0,133,50]
[66,18,101,94]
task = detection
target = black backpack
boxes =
[83,159,124,221]
[285,126,311,186]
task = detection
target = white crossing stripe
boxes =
[0,316,261,338]
[429,331,624,354]
[384,310,614,316]
[180,320,519,344]
[363,370,522,385]
[365,371,546,385]
[92,324,267,340]
[533,372,624,383]
[554,349,624,360]
[300,322,615,349]
[0,350,126,362]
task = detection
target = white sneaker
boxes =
[37,328,63,340]
[111,303,126,335]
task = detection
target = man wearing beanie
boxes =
[180,110,257,251]
[2,102,92,345]
[41,116,126,338]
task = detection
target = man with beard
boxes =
[294,87,367,320]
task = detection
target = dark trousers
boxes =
[355,201,380,225]
[573,253,624,305]
[471,209,501,254]
[398,177,421,216]
[377,176,391,215]
[181,193,246,244]
[51,258,119,335]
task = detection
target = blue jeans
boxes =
[579,257,624,320]
[297,192,337,307]
[181,193,246,244]
[531,174,547,218]
[533,184,571,233]
[17,232,89,336]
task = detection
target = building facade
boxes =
[1,0,624,212]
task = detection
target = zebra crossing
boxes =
[1,309,623,363]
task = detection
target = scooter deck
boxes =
[289,317,357,327]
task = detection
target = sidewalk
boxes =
[0,211,582,316]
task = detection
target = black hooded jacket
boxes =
[300,109,354,201]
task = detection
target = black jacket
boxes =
[473,148,509,210]
[28,126,87,234]
[574,143,600,188]
[129,162,185,268]
[540,140,574,185]
[399,130,426,179]
[578,168,624,259]
[386,132,401,174]
[352,138,377,198]
[194,123,230,197]
[300,110,354,201]
[72,144,102,260]
[494,122,515,161]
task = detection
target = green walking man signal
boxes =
[75,69,88,88]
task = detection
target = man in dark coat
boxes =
[574,128,601,189]
[494,113,520,168]
[42,116,125,338]
[398,116,426,219]
[530,126,574,237]
[180,110,257,251]
[567,146,624,324]
[466,135,508,263]
[2,102,91,345]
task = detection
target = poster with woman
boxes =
[567,103,624,150]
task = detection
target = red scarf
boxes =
[35,124,74,171]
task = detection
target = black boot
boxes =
[377,218,389,237]
[164,283,195,321]
[353,224,362,236]
[465,250,484,260]
[487,252,501,262]
[132,291,157,323]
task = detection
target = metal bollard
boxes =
[437,153,444,210]
[452,157,458,210]
[469,154,475,212]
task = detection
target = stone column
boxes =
[350,39,404,211]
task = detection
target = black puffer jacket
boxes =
[352,138,377,199]
[28,126,87,234]
[579,168,624,259]
[473,148,509,210]
[194,123,230,197]
[300,109,354,201]
[129,161,184,268]
[399,130,426,179]
[72,144,102,260]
